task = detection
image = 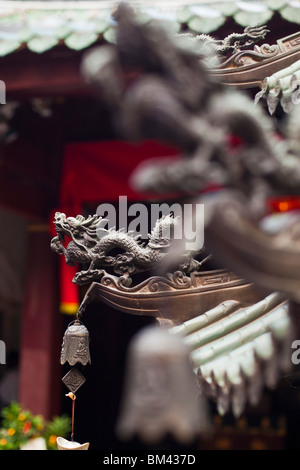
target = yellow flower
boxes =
[36,422,44,431]
[48,435,57,445]
[18,413,26,421]
[7,428,15,436]
[0,438,7,446]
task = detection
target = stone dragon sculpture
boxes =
[51,212,209,285]
[191,24,270,57]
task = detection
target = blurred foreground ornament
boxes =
[116,325,209,445]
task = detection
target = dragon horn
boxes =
[80,214,101,227]
[96,218,109,227]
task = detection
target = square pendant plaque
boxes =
[62,367,86,394]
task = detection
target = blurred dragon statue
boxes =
[51,211,206,284]
[79,2,300,297]
[51,3,300,435]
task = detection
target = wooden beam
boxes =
[19,230,63,419]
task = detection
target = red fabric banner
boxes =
[60,139,180,215]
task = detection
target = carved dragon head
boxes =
[53,212,106,247]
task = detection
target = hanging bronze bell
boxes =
[116,325,204,445]
[60,320,91,367]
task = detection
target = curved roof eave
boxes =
[0,0,298,56]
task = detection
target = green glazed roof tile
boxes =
[103,26,116,44]
[0,38,20,56]
[266,0,287,9]
[176,6,194,24]
[210,0,238,17]
[169,292,291,417]
[27,35,59,53]
[64,31,99,50]
[188,15,226,34]
[92,17,109,34]
[214,1,239,16]
[258,58,300,113]
[234,2,274,26]
[281,3,300,24]
[0,1,297,55]
[188,4,224,17]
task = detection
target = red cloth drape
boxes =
[55,139,179,314]
[60,139,180,214]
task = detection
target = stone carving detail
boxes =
[218,43,280,68]
[62,367,87,394]
[194,25,270,58]
[100,270,192,292]
[51,212,209,285]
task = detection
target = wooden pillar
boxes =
[19,226,63,419]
